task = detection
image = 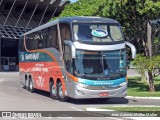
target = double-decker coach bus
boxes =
[19,16,136,101]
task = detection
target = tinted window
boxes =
[60,23,71,43]
[20,38,25,51]
[25,25,59,50]
[63,45,72,73]
[49,25,59,50]
[73,23,123,43]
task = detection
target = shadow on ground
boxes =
[22,87,129,105]
[128,77,160,91]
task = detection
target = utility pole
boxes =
[148,19,160,57]
[147,21,152,58]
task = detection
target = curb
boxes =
[126,96,160,100]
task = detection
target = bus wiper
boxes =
[118,72,125,77]
[114,72,125,77]
[78,74,86,78]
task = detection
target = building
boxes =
[0,0,69,71]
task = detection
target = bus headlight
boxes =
[77,83,88,88]
[119,81,127,87]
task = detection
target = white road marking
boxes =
[57,117,73,119]
[128,117,160,120]
[86,108,114,111]
[70,106,83,111]
[107,117,126,120]
[0,79,3,81]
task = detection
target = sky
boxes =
[70,0,77,3]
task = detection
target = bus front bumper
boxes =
[70,84,127,99]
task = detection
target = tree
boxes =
[118,0,160,92]
[50,0,106,20]
[133,54,160,91]
[133,54,147,81]
[52,0,160,91]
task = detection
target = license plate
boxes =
[100,92,109,96]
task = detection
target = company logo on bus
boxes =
[21,52,40,61]
[21,52,25,61]
[91,29,108,37]
[94,82,113,86]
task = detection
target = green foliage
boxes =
[146,56,160,71]
[133,54,160,76]
[52,0,160,91]
[133,54,147,80]
[50,0,106,20]
[51,0,160,54]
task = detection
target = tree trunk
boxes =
[141,71,146,81]
[147,71,155,92]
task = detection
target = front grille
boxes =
[86,85,121,90]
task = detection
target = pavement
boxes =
[127,69,141,77]
[0,71,160,120]
[0,70,159,101]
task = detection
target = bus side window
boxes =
[20,38,25,51]
[46,25,60,50]
[33,31,44,50]
[26,32,41,50]
[52,26,59,50]
[60,23,71,48]
[45,27,52,48]
[63,45,72,73]
[26,34,35,50]
[42,29,48,48]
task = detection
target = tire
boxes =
[25,78,30,91]
[29,77,35,93]
[50,81,57,99]
[57,82,68,102]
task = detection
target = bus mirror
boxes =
[125,41,136,59]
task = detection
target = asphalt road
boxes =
[0,71,159,120]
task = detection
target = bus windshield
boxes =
[73,23,123,43]
[74,49,126,79]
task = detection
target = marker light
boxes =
[77,83,88,88]
[119,81,127,87]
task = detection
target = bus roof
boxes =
[22,16,119,36]
[58,16,119,23]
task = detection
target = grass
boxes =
[101,106,160,111]
[128,76,160,97]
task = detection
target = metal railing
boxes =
[0,25,31,38]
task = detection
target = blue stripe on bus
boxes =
[78,77,126,86]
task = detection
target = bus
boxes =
[19,16,136,101]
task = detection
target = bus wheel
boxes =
[57,82,68,102]
[50,81,57,99]
[25,78,30,91]
[29,77,35,93]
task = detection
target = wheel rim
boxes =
[51,85,56,96]
[30,80,32,90]
[25,80,29,87]
[59,84,64,98]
